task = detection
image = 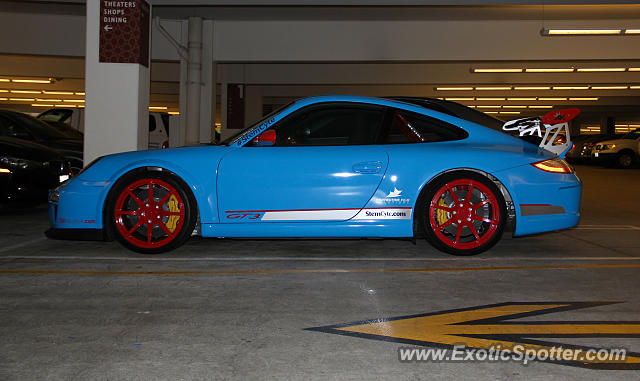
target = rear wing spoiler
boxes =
[502,108,579,157]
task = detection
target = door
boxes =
[217,102,388,223]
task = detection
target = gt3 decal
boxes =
[226,212,263,220]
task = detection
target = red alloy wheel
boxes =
[428,179,501,250]
[114,178,186,249]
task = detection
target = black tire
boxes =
[615,151,634,169]
[106,170,197,254]
[417,171,506,256]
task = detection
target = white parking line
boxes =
[573,225,640,230]
[0,238,46,254]
[2,255,639,262]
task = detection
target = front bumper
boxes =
[591,151,616,163]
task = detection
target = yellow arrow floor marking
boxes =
[308,302,640,369]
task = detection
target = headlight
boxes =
[0,157,42,170]
[48,190,59,203]
[603,144,616,150]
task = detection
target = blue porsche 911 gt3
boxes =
[46,96,581,255]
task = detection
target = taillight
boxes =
[531,158,573,174]
[162,141,169,149]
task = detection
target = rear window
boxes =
[385,109,468,144]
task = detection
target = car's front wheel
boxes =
[107,171,197,254]
[419,172,506,255]
[616,151,634,169]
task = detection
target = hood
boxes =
[44,139,83,152]
[0,136,64,162]
[596,138,633,146]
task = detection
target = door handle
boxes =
[352,161,384,174]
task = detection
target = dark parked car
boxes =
[0,137,71,205]
[0,110,83,172]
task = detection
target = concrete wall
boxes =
[1,12,640,61]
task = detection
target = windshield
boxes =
[10,111,69,140]
[621,129,640,140]
[220,102,294,146]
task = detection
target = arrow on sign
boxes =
[104,25,112,32]
[306,302,640,369]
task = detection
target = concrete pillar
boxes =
[199,20,214,144]
[600,116,616,136]
[84,0,149,164]
[185,17,202,146]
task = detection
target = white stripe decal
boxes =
[261,209,357,221]
[258,208,413,221]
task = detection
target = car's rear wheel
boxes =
[419,172,506,255]
[107,171,196,254]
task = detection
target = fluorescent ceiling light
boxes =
[552,86,589,90]
[576,68,626,72]
[525,68,574,73]
[445,97,475,101]
[0,90,7,93]
[56,104,74,107]
[436,87,474,91]
[507,97,536,101]
[0,79,9,82]
[500,111,521,114]
[514,86,551,90]
[569,97,599,101]
[37,98,61,102]
[11,90,41,94]
[591,86,628,90]
[149,106,168,110]
[75,92,85,95]
[472,68,523,73]
[624,29,640,34]
[542,28,622,36]
[62,99,85,103]
[529,105,554,108]
[485,112,499,114]
[12,78,53,84]
[43,91,74,95]
[31,103,54,107]
[476,97,505,101]
[475,86,512,90]
[168,111,180,115]
[0,98,7,101]
[476,105,501,108]
[630,86,640,89]
[538,97,567,101]
[9,98,35,101]
[502,105,526,108]
[628,68,640,71]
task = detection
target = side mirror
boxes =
[252,129,276,146]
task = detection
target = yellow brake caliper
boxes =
[165,194,181,233]
[435,198,450,226]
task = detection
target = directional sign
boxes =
[307,302,640,369]
[99,0,150,67]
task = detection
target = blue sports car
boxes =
[46,96,581,255]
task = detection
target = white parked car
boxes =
[591,128,640,168]
[37,108,170,149]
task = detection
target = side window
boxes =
[0,116,32,140]
[386,109,467,144]
[264,104,384,147]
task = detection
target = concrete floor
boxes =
[1,165,639,380]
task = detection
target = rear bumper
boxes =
[45,228,107,241]
[494,164,582,237]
